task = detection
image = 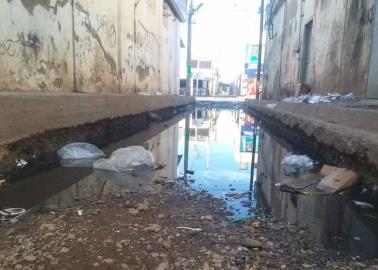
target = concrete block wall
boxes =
[0,0,181,95]
[263,0,375,99]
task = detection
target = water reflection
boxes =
[178,108,259,218]
[0,115,183,210]
[255,128,378,258]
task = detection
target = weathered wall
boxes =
[0,0,182,94]
[0,0,74,91]
[263,0,375,99]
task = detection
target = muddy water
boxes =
[0,107,257,216]
[256,126,378,258]
[0,113,185,211]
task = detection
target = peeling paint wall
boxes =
[0,0,182,94]
[0,0,74,92]
[263,0,375,99]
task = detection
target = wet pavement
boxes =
[1,105,378,269]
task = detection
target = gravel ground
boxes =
[0,177,377,270]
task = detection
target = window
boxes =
[300,20,313,83]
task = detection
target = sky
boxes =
[182,0,262,83]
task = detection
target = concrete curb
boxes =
[245,99,378,179]
[0,92,194,145]
[0,93,194,181]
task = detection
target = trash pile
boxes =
[57,143,156,191]
[283,93,360,104]
[277,155,361,196]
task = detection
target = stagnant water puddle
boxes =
[1,105,378,259]
[177,108,258,219]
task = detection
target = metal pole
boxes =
[250,121,258,191]
[186,0,193,96]
[256,0,265,99]
[250,0,264,189]
[184,2,193,177]
[183,113,190,177]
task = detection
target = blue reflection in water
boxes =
[178,109,258,218]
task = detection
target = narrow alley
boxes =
[1,0,378,270]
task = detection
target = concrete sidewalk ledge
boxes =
[245,99,378,180]
[0,92,194,145]
[245,99,378,133]
[0,92,194,181]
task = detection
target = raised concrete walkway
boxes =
[0,92,194,145]
[0,92,194,180]
[245,99,378,180]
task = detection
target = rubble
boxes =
[0,175,377,269]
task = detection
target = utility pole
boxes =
[184,0,203,178]
[256,0,265,99]
[186,0,193,97]
[250,0,264,190]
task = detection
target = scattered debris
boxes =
[57,143,105,160]
[319,164,337,177]
[77,209,83,216]
[266,103,277,109]
[317,168,359,193]
[281,155,315,176]
[93,146,154,172]
[148,112,162,121]
[0,179,6,188]
[276,174,321,193]
[242,238,263,249]
[281,155,314,169]
[144,224,161,232]
[16,159,28,168]
[283,93,360,104]
[250,220,261,229]
[176,227,202,232]
[353,201,374,209]
[0,208,26,217]
[0,208,31,224]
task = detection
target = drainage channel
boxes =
[0,104,377,263]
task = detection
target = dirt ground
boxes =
[0,177,377,270]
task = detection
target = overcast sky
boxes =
[185,0,262,83]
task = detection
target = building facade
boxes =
[0,0,187,95]
[180,58,220,96]
[263,0,378,99]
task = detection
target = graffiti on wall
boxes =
[83,14,117,49]
[0,32,40,57]
[135,20,159,81]
[75,2,118,76]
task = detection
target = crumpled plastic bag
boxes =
[281,155,314,168]
[57,143,105,160]
[93,146,154,172]
[281,155,315,176]
[304,95,332,104]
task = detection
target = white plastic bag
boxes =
[93,146,154,172]
[281,155,314,168]
[57,143,105,160]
